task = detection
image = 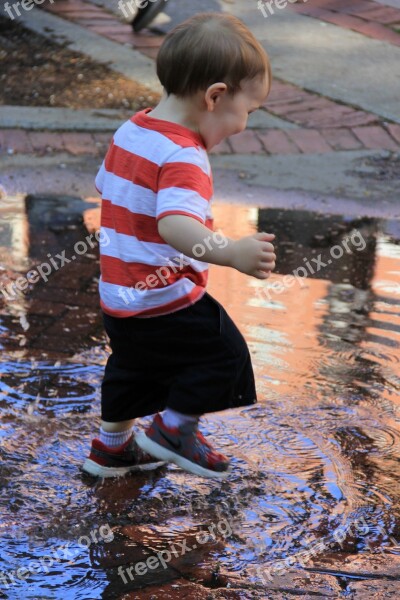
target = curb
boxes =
[0,106,130,132]
[0,105,300,133]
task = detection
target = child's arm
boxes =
[158,214,276,280]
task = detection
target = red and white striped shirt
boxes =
[95,108,214,318]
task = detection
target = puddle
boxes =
[0,195,399,598]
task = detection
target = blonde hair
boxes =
[156,13,271,97]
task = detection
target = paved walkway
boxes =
[0,0,399,160]
[291,0,400,45]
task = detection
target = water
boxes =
[0,195,399,598]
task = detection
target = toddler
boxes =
[82,12,276,480]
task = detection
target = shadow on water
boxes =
[0,195,399,598]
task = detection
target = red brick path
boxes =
[2,115,399,157]
[289,0,400,46]
[0,129,113,156]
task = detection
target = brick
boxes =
[267,99,323,117]
[290,107,377,129]
[2,130,33,153]
[286,2,322,16]
[387,124,400,144]
[44,0,89,12]
[352,6,400,24]
[93,132,113,148]
[266,81,310,104]
[57,10,112,20]
[282,97,336,114]
[326,0,369,11]
[320,128,363,151]
[338,0,377,14]
[298,7,336,19]
[256,129,300,154]
[46,1,106,13]
[286,2,309,13]
[29,132,65,153]
[282,105,376,130]
[320,11,400,44]
[229,130,264,154]
[351,126,399,150]
[286,129,333,153]
[336,110,378,128]
[351,22,400,45]
[139,47,160,60]
[209,139,232,154]
[346,3,394,17]
[131,34,164,48]
[61,132,96,155]
[286,105,354,127]
[0,130,8,153]
[266,89,310,106]
[320,11,374,30]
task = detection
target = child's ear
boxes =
[204,83,228,112]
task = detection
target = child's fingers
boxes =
[261,250,276,260]
[259,262,275,272]
[253,269,272,280]
[255,232,275,241]
[261,243,275,253]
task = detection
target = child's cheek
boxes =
[227,113,246,136]
[233,118,248,135]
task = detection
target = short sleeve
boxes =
[95,161,105,194]
[156,147,213,225]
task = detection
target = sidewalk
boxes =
[0,0,399,201]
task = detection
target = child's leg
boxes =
[99,418,135,447]
[100,419,134,432]
[161,409,201,428]
[135,292,256,478]
[82,315,172,474]
[98,312,170,447]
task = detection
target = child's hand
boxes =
[230,232,276,279]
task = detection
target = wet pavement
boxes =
[0,194,399,599]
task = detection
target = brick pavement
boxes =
[43,0,163,59]
[1,82,398,156]
[1,0,399,157]
[289,0,400,47]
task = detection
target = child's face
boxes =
[199,74,270,150]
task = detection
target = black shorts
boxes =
[101,292,257,421]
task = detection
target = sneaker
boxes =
[135,413,231,479]
[81,434,166,477]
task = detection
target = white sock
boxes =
[161,408,200,429]
[99,427,132,448]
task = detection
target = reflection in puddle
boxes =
[0,196,399,597]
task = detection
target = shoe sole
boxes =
[81,458,166,478]
[135,432,231,480]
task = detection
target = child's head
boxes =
[156,13,271,149]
